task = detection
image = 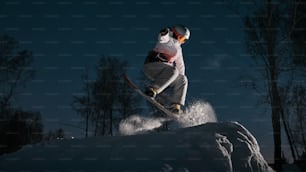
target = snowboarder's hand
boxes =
[160,28,169,36]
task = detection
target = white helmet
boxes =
[172,24,190,40]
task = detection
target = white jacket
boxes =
[153,31,186,75]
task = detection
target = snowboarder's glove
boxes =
[160,28,169,36]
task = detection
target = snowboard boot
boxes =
[145,87,157,98]
[170,103,182,114]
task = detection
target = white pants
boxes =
[143,62,188,106]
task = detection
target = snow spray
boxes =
[119,100,217,135]
[178,100,217,127]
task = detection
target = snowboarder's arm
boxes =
[158,28,170,43]
[175,49,185,75]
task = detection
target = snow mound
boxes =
[119,100,217,135]
[0,122,274,172]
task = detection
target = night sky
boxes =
[1,0,280,162]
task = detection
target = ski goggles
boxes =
[173,29,188,43]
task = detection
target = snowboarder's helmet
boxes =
[172,25,190,43]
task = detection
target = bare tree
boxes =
[93,57,117,135]
[239,0,306,171]
[72,67,94,138]
[289,0,306,71]
[244,3,282,170]
[0,35,35,111]
[0,35,42,154]
[290,85,306,156]
[240,0,306,170]
[92,56,140,136]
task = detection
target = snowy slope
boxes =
[0,121,274,172]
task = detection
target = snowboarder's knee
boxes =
[172,67,179,77]
[180,75,188,85]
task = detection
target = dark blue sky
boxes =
[1,0,279,161]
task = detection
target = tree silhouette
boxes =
[241,0,306,171]
[1,109,43,154]
[72,67,94,138]
[73,56,141,136]
[0,35,42,154]
[0,35,35,109]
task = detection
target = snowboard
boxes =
[123,74,179,121]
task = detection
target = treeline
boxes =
[72,57,141,137]
[0,35,43,154]
[0,34,142,155]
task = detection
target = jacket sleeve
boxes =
[175,48,185,75]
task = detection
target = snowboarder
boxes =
[143,24,190,114]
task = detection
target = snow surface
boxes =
[0,101,274,172]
